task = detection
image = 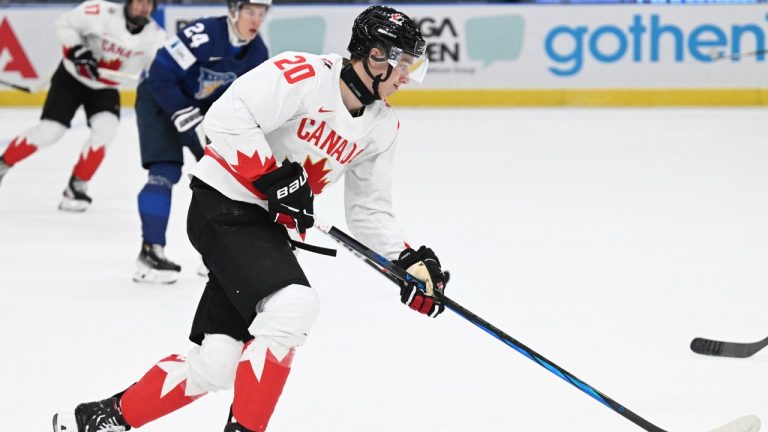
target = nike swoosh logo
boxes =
[318,107,334,113]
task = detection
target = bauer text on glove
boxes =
[252,161,314,235]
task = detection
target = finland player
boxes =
[52,6,449,432]
[0,0,165,211]
[132,0,271,285]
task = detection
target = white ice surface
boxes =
[0,107,766,432]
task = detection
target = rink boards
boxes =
[1,3,767,106]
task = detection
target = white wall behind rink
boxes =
[1,3,766,105]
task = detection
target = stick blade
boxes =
[691,337,727,356]
[691,338,757,358]
[708,415,761,432]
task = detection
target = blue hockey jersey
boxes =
[144,16,268,118]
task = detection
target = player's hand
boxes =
[67,45,100,80]
[186,123,207,159]
[394,246,448,318]
[172,107,207,156]
[252,161,314,235]
[172,106,203,135]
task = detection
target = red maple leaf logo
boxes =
[303,156,332,195]
[204,147,264,199]
[233,149,277,181]
[98,58,122,71]
[389,13,404,26]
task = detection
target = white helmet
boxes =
[227,0,271,17]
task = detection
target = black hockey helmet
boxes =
[348,5,424,59]
[348,5,428,82]
[125,0,157,11]
[124,0,157,31]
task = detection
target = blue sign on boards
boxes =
[544,13,766,76]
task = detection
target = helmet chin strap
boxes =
[341,63,376,105]
[341,55,394,106]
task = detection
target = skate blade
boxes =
[52,412,76,432]
[133,262,180,285]
[58,197,90,212]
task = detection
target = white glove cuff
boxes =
[172,106,203,133]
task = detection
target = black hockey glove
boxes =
[394,246,448,318]
[172,106,203,135]
[252,161,314,235]
[171,107,206,158]
[67,45,100,80]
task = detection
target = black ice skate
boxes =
[223,407,254,431]
[59,175,92,212]
[52,396,131,432]
[0,159,9,188]
[224,421,254,432]
[133,241,182,284]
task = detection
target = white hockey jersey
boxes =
[191,52,409,259]
[55,0,166,90]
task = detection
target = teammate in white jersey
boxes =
[52,6,448,432]
[0,0,165,211]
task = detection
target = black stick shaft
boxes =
[712,48,768,61]
[0,79,32,93]
[322,225,668,432]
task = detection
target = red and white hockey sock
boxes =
[72,111,118,180]
[2,136,38,166]
[231,339,296,432]
[72,145,105,181]
[4,120,68,166]
[119,354,205,428]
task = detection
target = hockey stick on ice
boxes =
[691,336,768,358]
[315,222,761,432]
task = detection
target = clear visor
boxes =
[386,46,429,83]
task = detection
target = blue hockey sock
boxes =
[138,163,182,245]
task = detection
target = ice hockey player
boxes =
[52,5,449,432]
[0,0,165,211]
[132,0,271,284]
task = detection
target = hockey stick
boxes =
[0,78,34,93]
[98,68,140,81]
[709,49,768,62]
[315,222,760,432]
[691,336,768,358]
[0,77,49,93]
[0,68,137,94]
